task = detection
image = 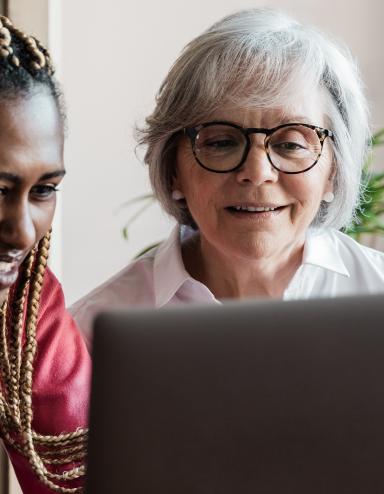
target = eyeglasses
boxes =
[184,121,334,174]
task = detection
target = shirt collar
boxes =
[153,224,197,307]
[302,229,350,277]
[153,226,350,307]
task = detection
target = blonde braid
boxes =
[7,249,35,426]
[0,16,14,63]
[0,233,88,493]
[0,299,12,430]
[34,36,54,74]
[0,299,11,401]
[19,234,49,431]
[0,15,53,73]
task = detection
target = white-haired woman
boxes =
[71,8,384,347]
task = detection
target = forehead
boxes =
[206,90,327,128]
[0,91,63,172]
[0,90,62,140]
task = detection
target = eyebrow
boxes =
[279,116,316,125]
[0,169,66,184]
[39,170,66,181]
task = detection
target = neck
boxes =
[182,233,304,300]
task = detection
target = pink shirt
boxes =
[5,268,90,494]
[70,225,384,349]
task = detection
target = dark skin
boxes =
[0,89,64,303]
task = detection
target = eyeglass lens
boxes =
[193,124,322,172]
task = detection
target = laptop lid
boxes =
[86,295,384,494]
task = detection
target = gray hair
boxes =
[138,8,370,230]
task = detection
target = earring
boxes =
[172,190,184,200]
[322,191,335,203]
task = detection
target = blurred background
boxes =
[0,1,383,492]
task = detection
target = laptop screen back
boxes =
[86,295,384,494]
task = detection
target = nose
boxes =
[235,136,278,185]
[0,198,36,252]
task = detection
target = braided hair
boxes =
[0,16,87,493]
[0,15,64,118]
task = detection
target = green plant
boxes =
[120,128,384,246]
[118,193,156,241]
[117,193,160,257]
[345,128,384,239]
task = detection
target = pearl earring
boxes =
[322,191,335,203]
[172,190,184,200]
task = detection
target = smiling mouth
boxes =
[226,205,286,213]
[0,253,24,275]
[0,261,16,273]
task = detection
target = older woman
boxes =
[71,8,384,346]
[0,15,89,493]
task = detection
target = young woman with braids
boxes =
[0,15,90,494]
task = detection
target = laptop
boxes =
[86,295,384,494]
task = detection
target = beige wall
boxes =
[60,0,384,304]
[7,0,48,44]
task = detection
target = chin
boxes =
[228,234,276,260]
[0,271,20,292]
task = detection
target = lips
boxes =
[0,260,18,273]
[0,252,25,282]
[226,203,286,213]
[0,252,24,264]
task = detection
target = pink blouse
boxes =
[71,225,384,350]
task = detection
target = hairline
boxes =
[140,8,369,231]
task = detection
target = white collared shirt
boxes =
[70,225,384,348]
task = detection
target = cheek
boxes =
[176,148,211,207]
[288,161,331,205]
[32,200,57,239]
[176,166,227,226]
[183,173,214,215]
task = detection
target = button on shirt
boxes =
[70,225,384,349]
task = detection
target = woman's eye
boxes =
[271,141,308,154]
[202,138,239,149]
[210,139,236,148]
[30,184,59,199]
[277,141,305,150]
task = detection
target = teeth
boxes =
[234,206,276,212]
[0,262,14,273]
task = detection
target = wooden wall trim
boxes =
[0,446,9,494]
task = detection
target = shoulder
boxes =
[70,225,184,319]
[327,229,384,262]
[38,267,65,317]
[324,229,384,282]
[70,252,157,345]
[37,268,90,355]
[71,252,156,313]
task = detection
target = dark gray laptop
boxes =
[86,295,384,494]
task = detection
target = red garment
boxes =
[4,268,91,493]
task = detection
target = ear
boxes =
[322,179,334,201]
[328,161,336,181]
[172,173,183,195]
[170,143,182,188]
[325,176,334,193]
[324,159,336,192]
[323,163,335,203]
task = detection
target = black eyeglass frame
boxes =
[184,121,335,175]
